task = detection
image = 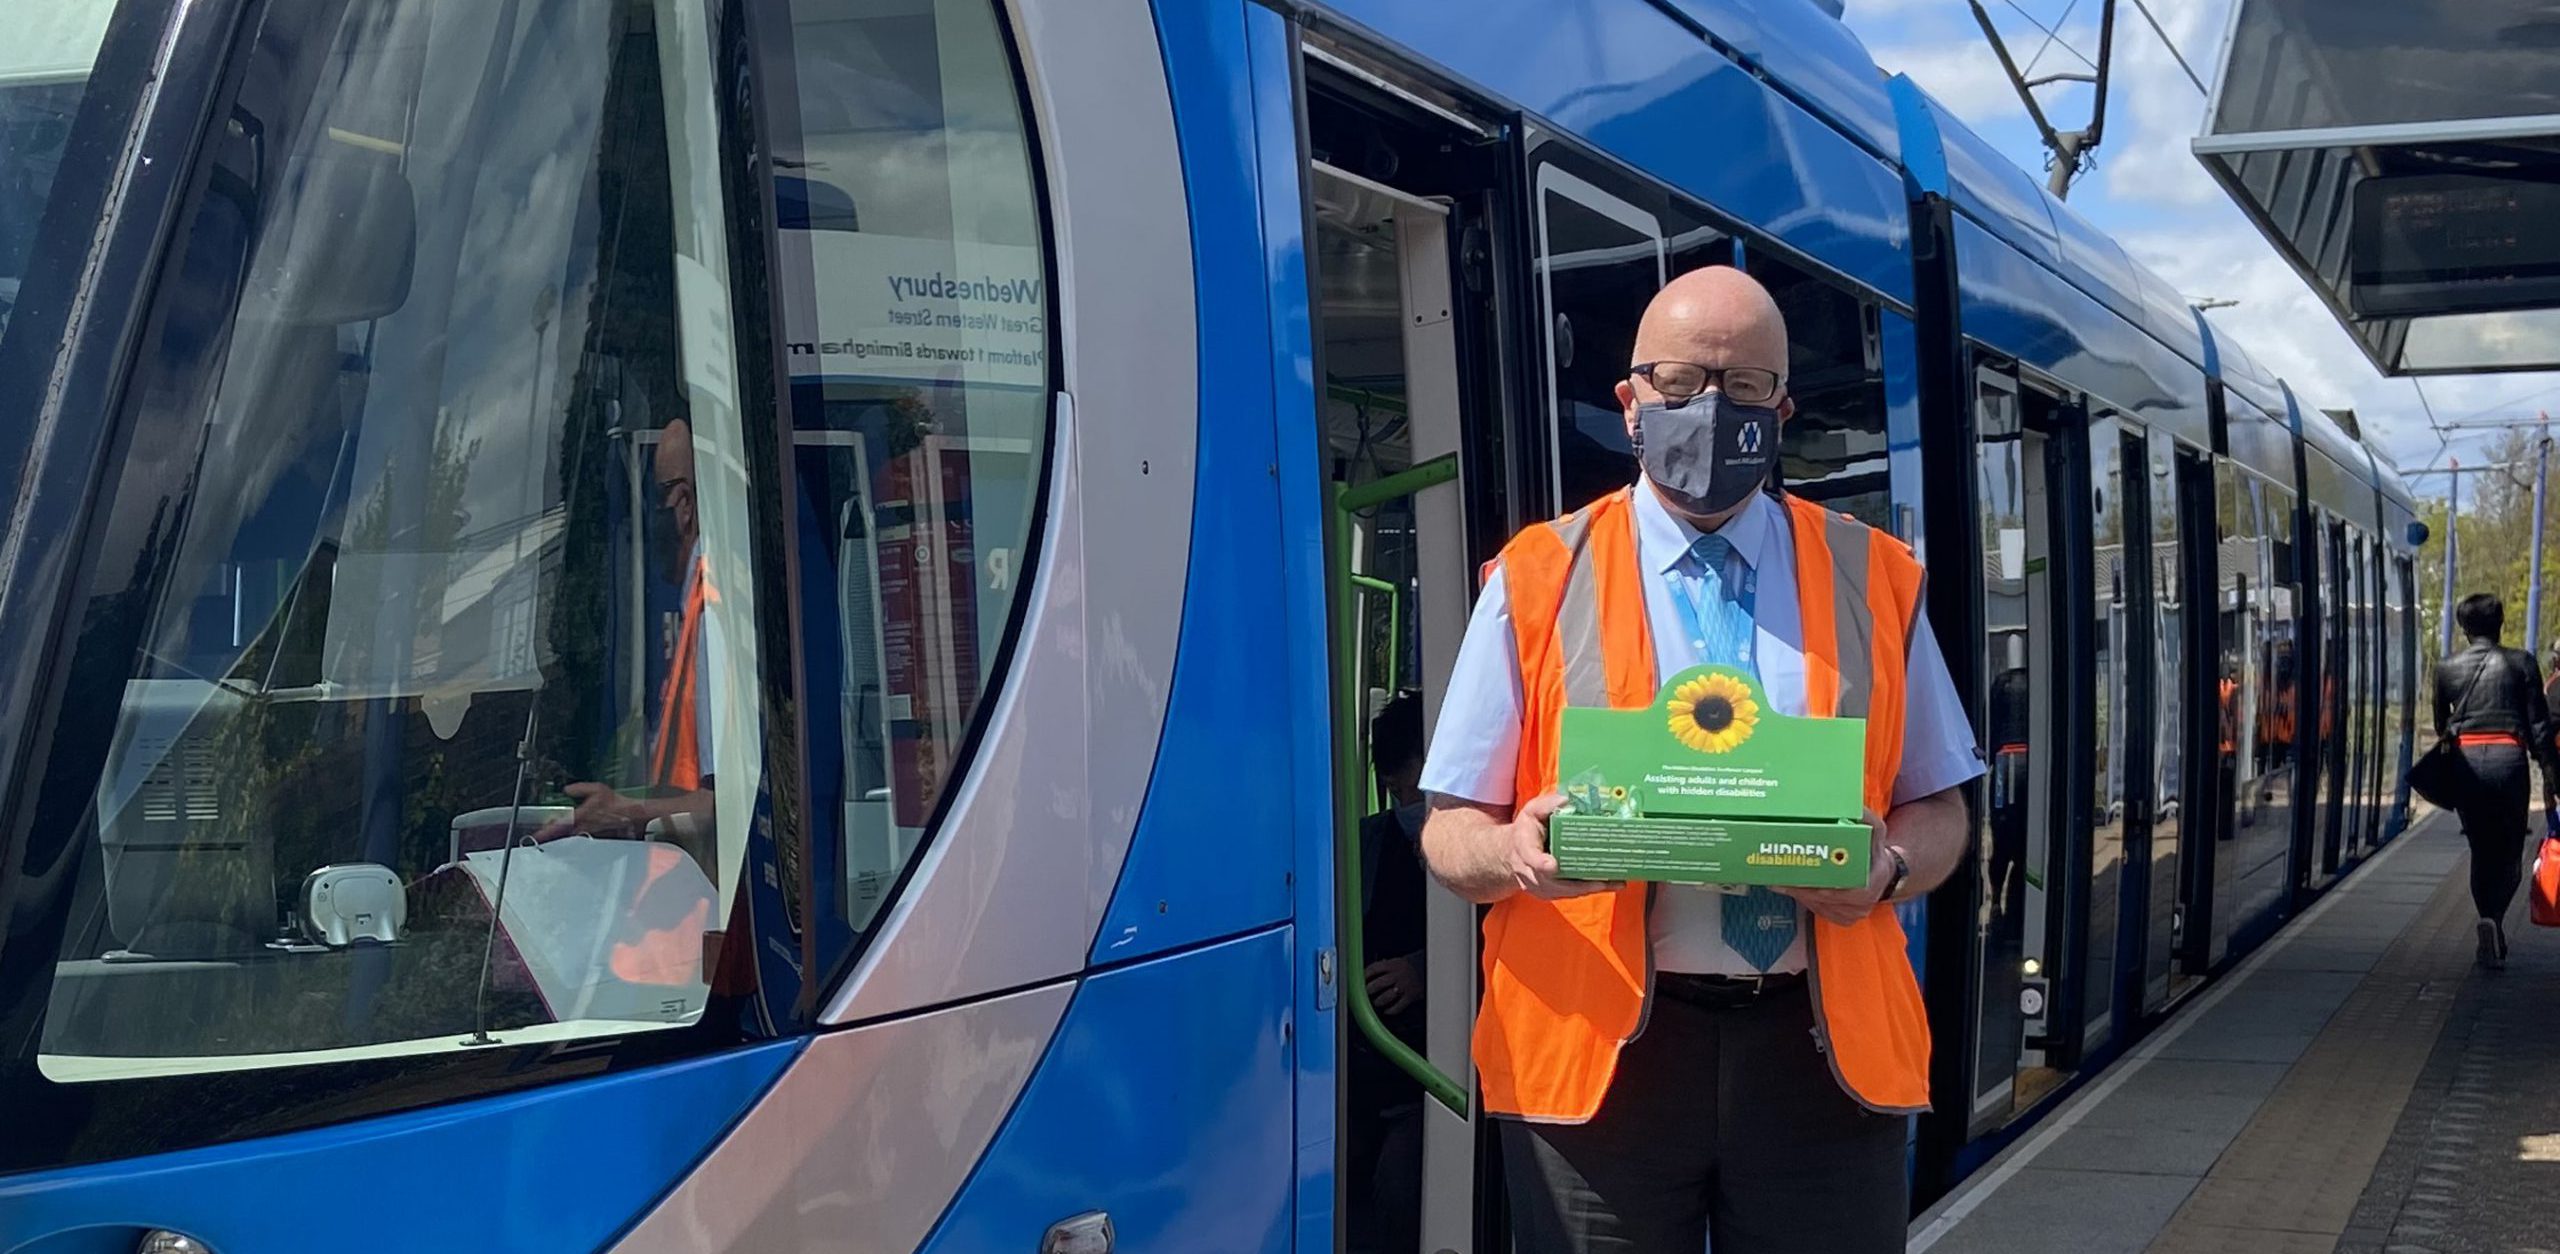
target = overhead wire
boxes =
[2127,0,2209,96]
[2020,0,2083,80]
[1995,0,2099,72]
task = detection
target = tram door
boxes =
[2137,429,2196,1012]
[1964,368,2068,1128]
[2083,419,2144,1056]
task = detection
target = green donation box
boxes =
[1548,665,1870,888]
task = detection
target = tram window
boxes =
[0,4,110,346]
[1747,252,1889,531]
[1537,166,1664,513]
[29,0,772,1081]
[771,0,1051,935]
[2226,475,2295,924]
[1531,155,1730,513]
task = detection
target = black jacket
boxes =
[2433,639,2560,785]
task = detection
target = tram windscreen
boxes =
[30,0,771,1081]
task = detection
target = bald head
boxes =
[655,419,698,553]
[654,418,695,486]
[1630,265,1789,379]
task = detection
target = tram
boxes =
[0,0,2422,1249]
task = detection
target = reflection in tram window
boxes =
[1750,253,1890,530]
[2146,433,2191,1006]
[0,77,83,346]
[2213,468,2295,944]
[2085,421,2128,1051]
[769,0,1054,939]
[1533,157,1728,513]
[1966,371,2027,1126]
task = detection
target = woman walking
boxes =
[2433,593,2560,968]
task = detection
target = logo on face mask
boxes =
[1737,418,1763,455]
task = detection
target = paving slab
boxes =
[1922,1168,2198,1254]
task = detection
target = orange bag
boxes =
[2533,827,2560,929]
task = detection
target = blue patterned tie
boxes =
[1684,534,1799,973]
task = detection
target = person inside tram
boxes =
[1347,689,1428,1254]
[542,417,718,872]
[535,418,743,995]
[1416,264,1981,1253]
[2432,593,2560,968]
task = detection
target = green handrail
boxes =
[1330,455,1468,1117]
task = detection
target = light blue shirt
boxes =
[1419,485,1985,974]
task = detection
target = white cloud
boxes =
[1866,36,2027,128]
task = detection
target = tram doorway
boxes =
[1312,154,1483,1254]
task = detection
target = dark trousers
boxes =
[2457,742,2532,921]
[1498,982,1909,1254]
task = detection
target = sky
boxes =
[1839,0,2560,496]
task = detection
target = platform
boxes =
[1910,809,2560,1254]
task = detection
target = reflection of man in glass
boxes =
[1986,633,2029,918]
[546,419,717,878]
[2217,644,2242,836]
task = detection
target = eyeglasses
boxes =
[1628,362,1784,406]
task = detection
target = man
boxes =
[1417,265,1981,1253]
[551,418,720,865]
[544,419,732,991]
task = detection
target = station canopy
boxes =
[2196,0,2560,375]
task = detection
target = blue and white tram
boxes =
[0,0,2422,1249]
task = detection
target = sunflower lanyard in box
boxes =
[1548,661,1871,890]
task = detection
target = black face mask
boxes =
[1631,392,1779,516]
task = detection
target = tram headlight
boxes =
[138,1233,215,1254]
[2022,957,2043,977]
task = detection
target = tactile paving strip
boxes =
[2144,862,2478,1253]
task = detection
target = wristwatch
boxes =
[1880,844,1911,903]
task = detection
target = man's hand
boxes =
[1782,807,1892,927]
[1365,955,1423,1015]
[1421,791,1624,904]
[537,781,652,841]
[1505,793,1624,901]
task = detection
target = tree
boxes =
[2415,426,2560,664]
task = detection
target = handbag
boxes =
[2532,818,2560,928]
[2406,737,2473,810]
[2410,656,2486,810]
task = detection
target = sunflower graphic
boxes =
[1668,672,1760,754]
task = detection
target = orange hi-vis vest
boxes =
[651,556,715,792]
[1476,487,1933,1121]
